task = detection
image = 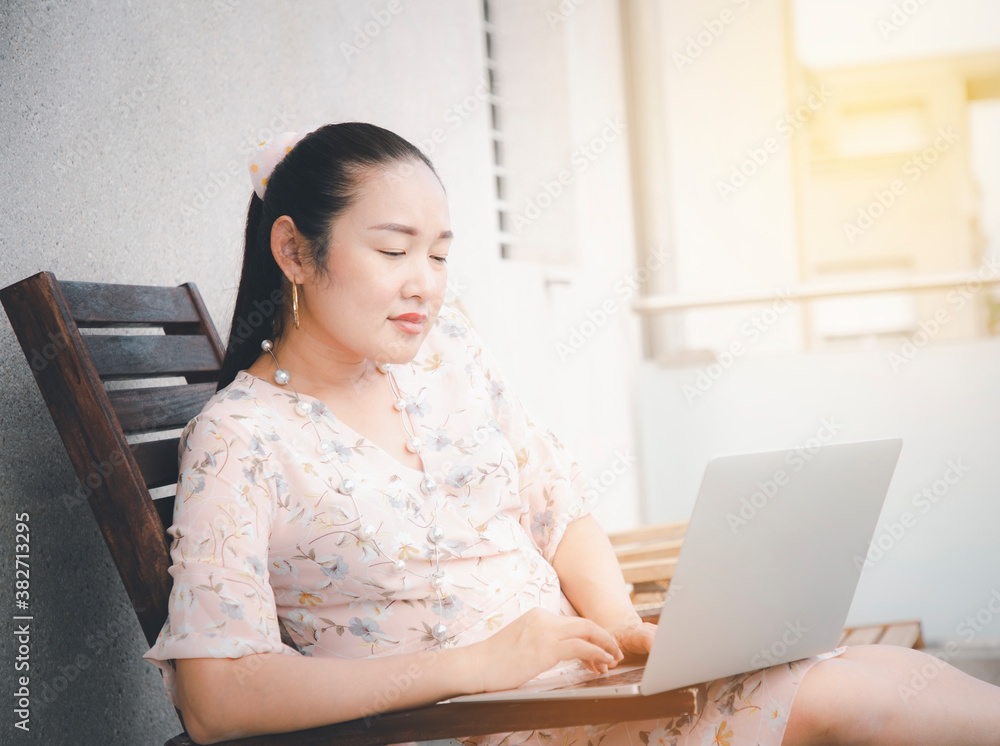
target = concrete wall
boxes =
[0,1,642,742]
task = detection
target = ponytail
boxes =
[217,194,285,389]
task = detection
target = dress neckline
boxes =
[234,369,427,476]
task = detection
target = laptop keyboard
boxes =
[550,666,645,691]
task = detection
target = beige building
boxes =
[797,52,1000,348]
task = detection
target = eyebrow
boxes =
[368,223,453,240]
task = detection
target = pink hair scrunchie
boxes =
[248,131,305,199]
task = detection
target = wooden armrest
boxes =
[164,686,705,746]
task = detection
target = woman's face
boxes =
[298,158,452,365]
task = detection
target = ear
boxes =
[271,215,306,283]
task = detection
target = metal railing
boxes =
[632,269,1000,314]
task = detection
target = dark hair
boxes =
[216,122,438,390]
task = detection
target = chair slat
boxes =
[85,335,219,379]
[613,538,685,562]
[175,281,228,364]
[608,520,690,545]
[133,438,182,489]
[876,621,924,649]
[840,625,886,646]
[108,382,216,433]
[619,557,678,584]
[61,280,201,327]
[154,493,176,534]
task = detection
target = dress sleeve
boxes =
[142,405,300,705]
[450,308,593,563]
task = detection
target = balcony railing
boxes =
[633,269,1000,314]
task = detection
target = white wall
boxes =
[456,0,644,532]
[654,0,806,355]
[638,337,1000,645]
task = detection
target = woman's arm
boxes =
[176,646,473,744]
[552,513,657,658]
[176,607,622,744]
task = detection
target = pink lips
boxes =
[390,313,426,335]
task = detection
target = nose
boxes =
[402,252,442,300]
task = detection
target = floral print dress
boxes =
[143,305,842,745]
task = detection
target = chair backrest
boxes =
[1,271,225,648]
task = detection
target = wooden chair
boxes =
[1,272,703,746]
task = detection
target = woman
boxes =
[144,123,1000,745]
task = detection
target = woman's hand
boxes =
[604,612,658,663]
[465,607,624,693]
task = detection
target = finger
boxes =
[559,638,617,672]
[582,658,609,675]
[584,661,609,675]
[561,618,623,661]
[577,618,621,656]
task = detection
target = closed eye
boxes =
[377,249,447,263]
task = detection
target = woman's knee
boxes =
[783,651,898,745]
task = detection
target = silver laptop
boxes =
[451,437,903,702]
